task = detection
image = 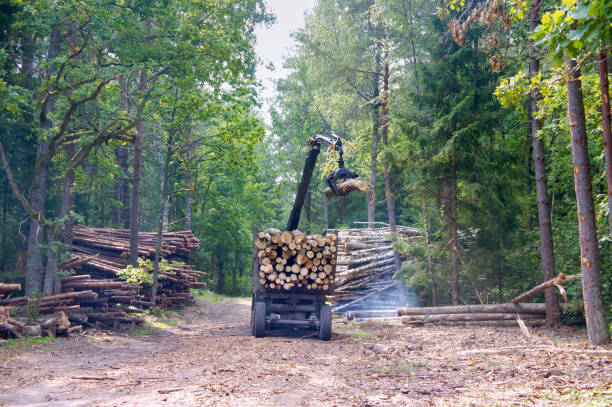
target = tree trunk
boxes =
[526,104,533,232]
[566,56,611,346]
[184,125,193,231]
[368,52,381,229]
[423,198,436,305]
[598,51,612,235]
[112,76,129,228]
[152,122,176,305]
[129,69,148,266]
[381,62,395,234]
[25,27,61,296]
[43,145,75,295]
[449,160,459,305]
[113,146,128,227]
[1,189,6,274]
[380,61,402,274]
[529,0,559,324]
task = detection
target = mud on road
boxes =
[1,298,610,407]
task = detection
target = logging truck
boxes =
[250,133,364,341]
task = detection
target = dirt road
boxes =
[1,298,610,406]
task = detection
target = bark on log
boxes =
[401,313,545,324]
[397,303,552,316]
[324,179,371,198]
[0,283,21,294]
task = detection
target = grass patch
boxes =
[369,359,426,376]
[0,336,57,350]
[190,288,250,303]
[541,385,612,407]
[353,329,375,339]
[191,289,225,302]
[128,327,153,336]
[140,307,182,331]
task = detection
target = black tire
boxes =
[253,301,267,338]
[250,295,256,336]
[319,304,332,341]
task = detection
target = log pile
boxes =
[255,228,337,292]
[0,226,204,336]
[0,308,82,339]
[62,226,205,309]
[328,225,420,305]
[397,303,548,324]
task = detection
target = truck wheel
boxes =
[250,295,256,336]
[319,304,332,341]
[253,301,267,338]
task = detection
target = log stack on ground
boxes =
[0,226,204,335]
[397,303,548,324]
[254,228,337,292]
[328,224,420,307]
[63,226,205,309]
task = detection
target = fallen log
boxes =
[344,241,375,251]
[0,296,28,306]
[61,254,100,270]
[62,281,129,290]
[0,283,21,294]
[0,323,23,338]
[397,303,552,316]
[345,309,398,319]
[511,273,581,304]
[401,313,545,324]
[324,179,370,198]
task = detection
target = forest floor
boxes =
[0,297,611,407]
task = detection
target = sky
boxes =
[254,0,317,123]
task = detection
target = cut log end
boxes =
[324,179,371,198]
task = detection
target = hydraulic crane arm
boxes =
[285,134,358,231]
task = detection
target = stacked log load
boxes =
[255,228,337,291]
[328,225,420,305]
[0,226,204,337]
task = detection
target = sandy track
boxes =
[1,298,610,406]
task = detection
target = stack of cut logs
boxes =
[1,284,86,338]
[397,303,548,324]
[255,228,337,291]
[0,226,204,336]
[63,226,205,309]
[329,225,420,303]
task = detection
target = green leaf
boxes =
[570,3,590,20]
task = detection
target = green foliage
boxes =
[0,336,57,349]
[534,0,611,65]
[116,257,168,287]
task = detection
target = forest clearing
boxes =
[1,297,611,407]
[2,0,612,405]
